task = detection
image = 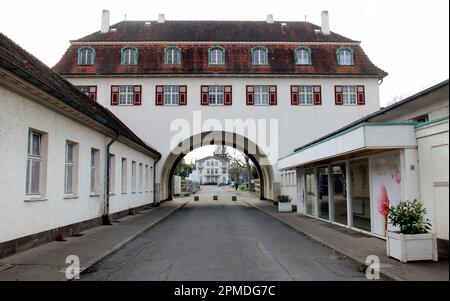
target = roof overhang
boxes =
[278,123,418,170]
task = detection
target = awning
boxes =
[278,122,418,170]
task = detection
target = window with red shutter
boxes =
[111,85,119,105]
[201,85,209,105]
[291,86,299,105]
[357,85,365,105]
[269,85,277,105]
[88,86,97,102]
[313,85,322,105]
[133,85,142,105]
[246,86,254,105]
[155,85,164,106]
[179,85,187,105]
[224,85,232,105]
[335,86,343,105]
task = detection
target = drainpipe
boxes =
[102,133,119,225]
[152,156,161,207]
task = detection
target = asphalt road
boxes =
[80,186,367,281]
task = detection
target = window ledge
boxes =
[24,197,48,202]
[89,194,101,197]
[64,195,79,200]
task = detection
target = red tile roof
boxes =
[74,20,357,43]
[53,20,386,78]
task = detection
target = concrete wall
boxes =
[0,84,155,243]
[66,76,381,200]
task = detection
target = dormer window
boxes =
[294,47,311,65]
[165,46,181,65]
[251,47,268,65]
[208,47,225,65]
[336,48,354,66]
[121,47,138,65]
[77,47,95,65]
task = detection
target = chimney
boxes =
[101,10,110,33]
[266,14,274,24]
[158,13,166,23]
[321,11,330,35]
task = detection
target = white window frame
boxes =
[64,141,77,196]
[296,48,311,65]
[254,85,269,105]
[208,85,225,105]
[131,161,137,193]
[299,85,314,105]
[164,85,180,105]
[342,86,358,105]
[145,165,149,192]
[79,48,94,65]
[26,130,42,196]
[166,47,181,65]
[122,47,137,65]
[90,148,100,195]
[338,49,354,66]
[252,48,267,65]
[121,158,127,193]
[108,154,116,194]
[119,85,134,105]
[209,47,224,65]
[139,163,143,193]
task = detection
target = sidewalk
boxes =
[0,200,188,281]
[245,199,449,281]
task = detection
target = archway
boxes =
[160,131,275,201]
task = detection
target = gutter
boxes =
[102,134,119,225]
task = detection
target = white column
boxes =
[400,148,421,201]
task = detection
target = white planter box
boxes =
[278,202,292,212]
[386,232,438,263]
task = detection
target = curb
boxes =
[77,200,189,278]
[244,200,405,281]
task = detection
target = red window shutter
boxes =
[155,85,164,106]
[313,85,322,105]
[335,86,343,105]
[291,85,299,105]
[201,85,209,105]
[88,86,97,101]
[269,85,277,105]
[224,85,232,105]
[133,85,142,105]
[179,85,187,105]
[357,85,365,105]
[246,86,254,105]
[111,85,119,105]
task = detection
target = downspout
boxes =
[152,156,161,207]
[102,133,119,225]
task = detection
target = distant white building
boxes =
[195,156,230,185]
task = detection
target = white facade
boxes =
[66,76,381,200]
[195,156,230,184]
[279,81,449,241]
[0,73,157,244]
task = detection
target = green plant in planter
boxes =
[388,200,431,234]
[277,195,291,203]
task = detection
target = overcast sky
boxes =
[1,0,448,161]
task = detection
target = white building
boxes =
[53,10,386,202]
[279,80,449,255]
[195,156,230,185]
[0,33,160,258]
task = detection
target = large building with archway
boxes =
[53,10,387,202]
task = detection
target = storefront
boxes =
[279,122,420,238]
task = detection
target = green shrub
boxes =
[388,200,431,234]
[277,195,291,203]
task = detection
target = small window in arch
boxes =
[336,48,354,66]
[165,46,181,65]
[121,47,138,65]
[295,47,311,65]
[209,47,225,65]
[77,47,95,65]
[251,47,268,65]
